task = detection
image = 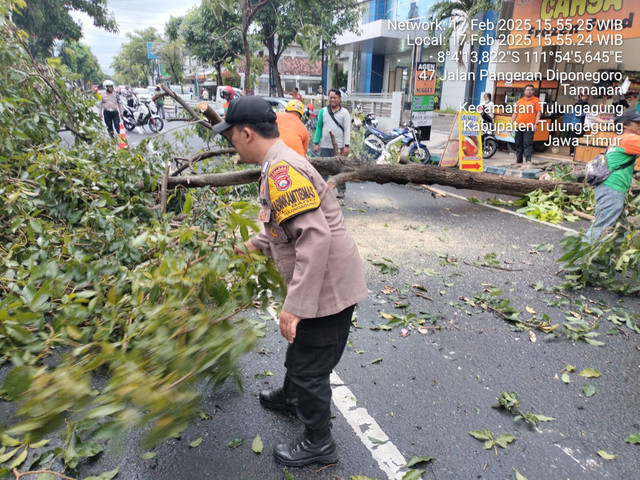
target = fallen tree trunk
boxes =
[167,156,585,197]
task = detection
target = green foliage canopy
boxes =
[12,0,117,59]
[0,4,284,460]
[111,27,160,86]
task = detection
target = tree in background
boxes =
[12,0,117,59]
[256,0,361,96]
[181,1,244,86]
[59,40,104,87]
[428,0,500,105]
[157,42,186,85]
[112,28,160,86]
[164,15,183,42]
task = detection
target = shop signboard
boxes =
[458,112,483,172]
[439,111,484,172]
[509,0,640,49]
[411,62,436,127]
[494,116,515,144]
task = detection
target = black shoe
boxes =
[259,387,297,413]
[273,433,337,467]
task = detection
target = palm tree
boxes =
[429,0,501,105]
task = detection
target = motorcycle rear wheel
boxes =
[483,137,498,158]
[149,117,164,133]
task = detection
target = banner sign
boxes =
[509,0,640,49]
[411,62,436,127]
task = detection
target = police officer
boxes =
[216,96,368,467]
[98,80,123,138]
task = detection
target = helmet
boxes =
[220,86,235,101]
[285,99,304,116]
[306,102,314,111]
[103,80,114,88]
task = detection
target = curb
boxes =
[485,165,541,178]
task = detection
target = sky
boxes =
[71,0,202,76]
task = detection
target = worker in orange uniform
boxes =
[511,84,542,163]
[276,99,309,157]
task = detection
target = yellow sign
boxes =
[510,0,640,49]
[267,161,321,224]
[458,112,483,172]
[439,112,483,172]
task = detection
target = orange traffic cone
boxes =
[118,122,128,149]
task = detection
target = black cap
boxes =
[614,109,640,125]
[211,96,277,133]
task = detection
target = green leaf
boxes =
[578,368,601,378]
[82,467,119,480]
[534,415,556,422]
[189,437,203,448]
[514,468,529,480]
[251,435,263,454]
[183,193,194,215]
[141,452,157,460]
[494,434,516,449]
[283,467,295,480]
[405,455,434,467]
[468,430,491,441]
[583,385,596,397]
[227,438,244,448]
[29,439,50,449]
[402,469,425,480]
[8,448,27,469]
[561,373,571,384]
[597,450,617,460]
[0,447,18,463]
[370,358,383,365]
[624,433,640,444]
[36,474,55,480]
[367,436,387,445]
[0,435,20,448]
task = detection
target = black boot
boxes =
[259,387,297,413]
[273,430,337,467]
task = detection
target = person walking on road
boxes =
[98,80,123,138]
[586,109,640,243]
[155,86,166,119]
[216,96,367,468]
[276,99,309,156]
[511,84,541,163]
[314,88,351,198]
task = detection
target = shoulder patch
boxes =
[267,160,321,224]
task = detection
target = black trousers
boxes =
[515,127,534,163]
[283,304,355,436]
[103,110,120,137]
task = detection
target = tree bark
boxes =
[167,156,585,197]
[197,102,233,145]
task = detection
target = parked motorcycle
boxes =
[364,122,430,164]
[122,97,164,133]
[352,102,379,129]
[480,112,498,159]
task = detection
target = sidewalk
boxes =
[426,116,579,179]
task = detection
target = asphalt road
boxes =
[34,118,640,480]
[67,176,640,480]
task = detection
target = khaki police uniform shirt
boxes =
[250,139,368,319]
[99,91,123,116]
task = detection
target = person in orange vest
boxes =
[276,100,309,157]
[220,86,235,115]
[511,84,541,163]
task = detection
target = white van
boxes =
[169,85,193,101]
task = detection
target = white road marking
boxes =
[331,372,412,480]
